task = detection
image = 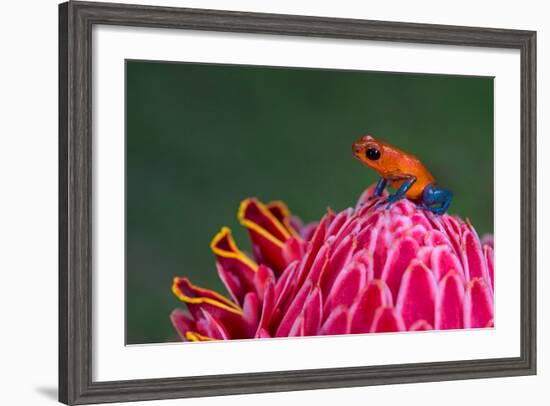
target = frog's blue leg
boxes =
[374,177,388,197]
[376,176,416,209]
[421,184,453,214]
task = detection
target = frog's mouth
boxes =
[352,141,367,161]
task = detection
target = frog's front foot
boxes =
[374,197,388,208]
[374,194,402,210]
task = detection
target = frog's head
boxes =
[352,135,386,172]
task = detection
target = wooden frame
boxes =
[59,1,537,404]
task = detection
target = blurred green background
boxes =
[126,60,493,344]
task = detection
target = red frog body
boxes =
[352,135,452,214]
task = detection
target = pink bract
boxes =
[171,184,494,341]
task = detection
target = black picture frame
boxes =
[59,1,537,404]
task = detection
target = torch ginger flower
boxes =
[171,184,494,341]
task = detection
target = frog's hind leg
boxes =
[421,184,453,215]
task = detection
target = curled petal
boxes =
[396,261,437,329]
[266,200,301,238]
[172,277,241,314]
[464,277,494,328]
[172,277,249,338]
[239,198,292,272]
[211,227,258,306]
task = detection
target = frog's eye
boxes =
[365,147,381,161]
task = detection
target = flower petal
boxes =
[302,287,323,336]
[322,235,356,296]
[170,309,196,341]
[462,229,488,282]
[253,264,275,302]
[327,208,353,237]
[256,278,275,335]
[370,307,406,333]
[464,277,494,328]
[381,237,419,300]
[273,261,299,319]
[275,281,313,337]
[199,309,231,340]
[185,331,217,342]
[301,242,330,288]
[238,198,292,272]
[266,200,301,238]
[481,234,494,249]
[324,260,365,312]
[282,236,305,265]
[243,292,260,333]
[172,277,250,338]
[409,320,433,331]
[484,244,494,291]
[424,230,449,246]
[435,270,465,330]
[320,305,350,335]
[355,184,388,211]
[431,245,465,282]
[395,261,437,329]
[211,227,258,306]
[294,214,330,288]
[256,328,271,338]
[350,280,393,334]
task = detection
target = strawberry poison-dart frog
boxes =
[352,135,452,214]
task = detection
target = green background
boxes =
[126,60,494,344]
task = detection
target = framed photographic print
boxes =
[59,1,536,404]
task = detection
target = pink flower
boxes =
[171,184,494,341]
